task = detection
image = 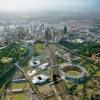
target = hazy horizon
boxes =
[0,0,100,19]
[0,0,100,13]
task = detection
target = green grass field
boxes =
[12,93,28,100]
[12,83,28,89]
[35,43,45,54]
[95,71,100,76]
[66,70,80,77]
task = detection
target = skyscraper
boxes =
[64,26,67,34]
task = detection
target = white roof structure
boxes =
[29,60,41,67]
[32,74,48,84]
[38,63,49,70]
[27,70,36,77]
[75,39,84,43]
[26,40,35,44]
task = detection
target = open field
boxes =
[12,83,28,89]
[66,70,81,77]
[35,43,45,54]
[8,93,28,100]
[95,71,100,76]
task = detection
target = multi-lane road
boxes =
[46,44,68,100]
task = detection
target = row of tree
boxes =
[59,39,100,57]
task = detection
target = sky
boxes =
[0,0,99,13]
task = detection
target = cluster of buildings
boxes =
[0,18,99,46]
[28,57,51,84]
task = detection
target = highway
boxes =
[46,44,68,100]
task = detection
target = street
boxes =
[46,44,68,100]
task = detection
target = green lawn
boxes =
[66,70,80,77]
[95,71,100,76]
[35,43,45,54]
[12,83,28,89]
[12,93,28,100]
[20,47,26,51]
[77,84,84,91]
